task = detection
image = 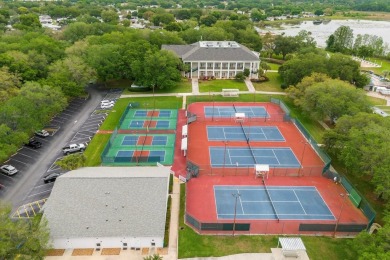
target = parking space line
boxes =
[27,189,52,198]
[0,174,15,181]
[34,183,54,189]
[23,147,40,153]
[15,153,34,159]
[23,206,30,218]
[10,158,28,165]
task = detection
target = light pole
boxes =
[298,141,308,177]
[232,192,241,236]
[222,141,228,176]
[333,193,349,237]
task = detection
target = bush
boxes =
[163,195,172,247]
[235,72,245,81]
[280,82,288,89]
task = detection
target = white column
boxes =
[190,62,192,78]
[227,62,230,78]
[236,62,238,76]
[220,62,222,79]
[213,62,215,77]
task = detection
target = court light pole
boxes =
[232,192,241,236]
[298,141,308,177]
[222,141,228,177]
[333,193,349,238]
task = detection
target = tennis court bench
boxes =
[222,89,239,97]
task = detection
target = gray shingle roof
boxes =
[162,41,259,62]
[43,167,170,239]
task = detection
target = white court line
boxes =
[271,149,281,165]
[293,190,308,215]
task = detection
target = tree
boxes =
[13,13,42,30]
[326,25,354,53]
[101,9,119,25]
[47,56,97,97]
[279,52,328,86]
[133,50,181,90]
[56,153,86,170]
[314,10,324,16]
[262,33,276,58]
[301,79,371,123]
[199,15,217,26]
[152,13,175,26]
[0,203,51,259]
[0,67,21,103]
[274,35,299,60]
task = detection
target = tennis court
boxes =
[204,106,268,118]
[127,119,176,129]
[207,126,285,141]
[120,109,178,130]
[122,135,169,146]
[115,150,166,163]
[214,185,334,220]
[132,109,176,118]
[209,147,300,168]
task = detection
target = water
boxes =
[257,20,390,48]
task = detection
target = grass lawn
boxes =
[267,63,280,71]
[368,96,387,106]
[376,105,390,113]
[122,78,192,95]
[198,79,247,92]
[252,72,284,92]
[84,134,110,166]
[361,57,390,76]
[178,185,357,260]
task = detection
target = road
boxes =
[3,86,105,211]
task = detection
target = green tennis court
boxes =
[120,109,178,130]
[102,134,175,166]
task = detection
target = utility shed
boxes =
[43,167,170,250]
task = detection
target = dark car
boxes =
[25,139,42,149]
[43,172,62,183]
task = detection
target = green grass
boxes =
[198,79,247,92]
[268,63,280,71]
[122,78,192,95]
[368,96,387,106]
[100,96,183,130]
[376,105,390,112]
[252,72,284,92]
[84,134,110,166]
[361,57,390,75]
[178,184,358,259]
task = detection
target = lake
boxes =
[257,20,390,48]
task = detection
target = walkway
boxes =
[244,79,256,92]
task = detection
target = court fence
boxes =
[187,113,286,123]
[119,102,140,126]
[185,213,367,236]
[270,97,291,121]
[186,160,324,178]
[339,174,376,229]
[101,127,118,164]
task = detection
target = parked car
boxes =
[101,103,115,109]
[43,172,62,183]
[35,130,50,137]
[25,139,42,149]
[101,100,115,105]
[0,165,18,176]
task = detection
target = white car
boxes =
[101,100,115,105]
[35,130,50,137]
[101,103,115,109]
[0,165,18,176]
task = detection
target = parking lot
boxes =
[1,89,122,218]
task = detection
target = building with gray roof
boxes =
[43,167,170,250]
[162,41,260,79]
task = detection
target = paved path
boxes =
[192,78,200,94]
[367,91,390,106]
[244,79,256,92]
[165,177,181,260]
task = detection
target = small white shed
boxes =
[181,137,187,156]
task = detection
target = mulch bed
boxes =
[101,248,121,255]
[71,248,94,256]
[46,249,65,256]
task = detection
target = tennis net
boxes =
[263,179,279,220]
[239,122,250,143]
[247,142,257,164]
